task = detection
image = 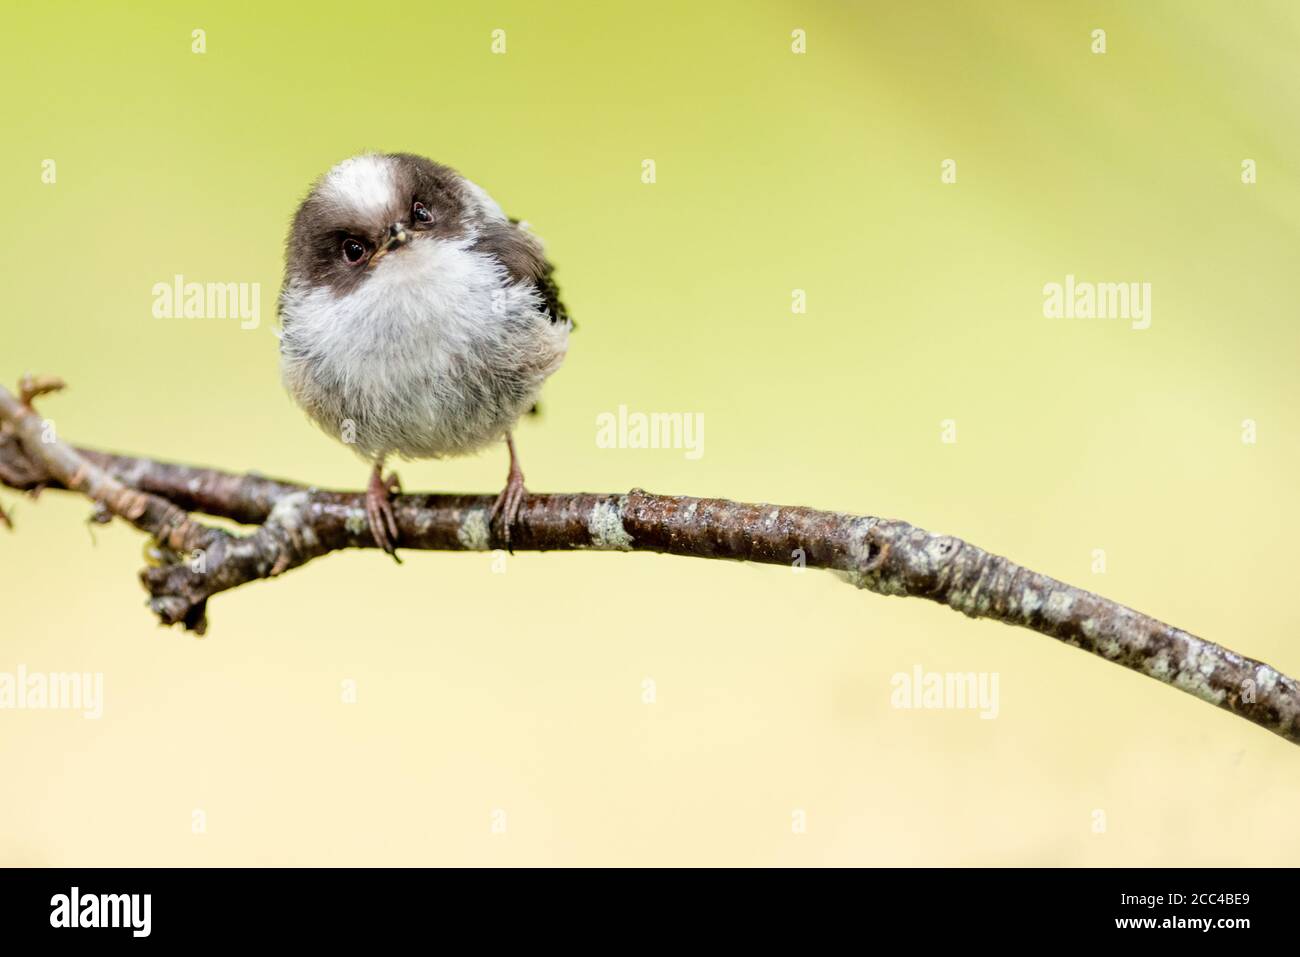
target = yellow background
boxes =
[2,1,1298,865]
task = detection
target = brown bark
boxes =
[2,379,1297,746]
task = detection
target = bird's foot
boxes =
[489,450,527,552]
[366,465,402,563]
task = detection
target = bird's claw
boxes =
[366,468,402,563]
[490,468,527,551]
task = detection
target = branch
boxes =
[3,378,1298,747]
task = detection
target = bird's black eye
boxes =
[412,201,433,224]
[341,237,367,264]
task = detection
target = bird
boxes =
[277,152,572,557]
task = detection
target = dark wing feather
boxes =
[471,220,571,327]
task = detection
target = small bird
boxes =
[278,152,572,556]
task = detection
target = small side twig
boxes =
[0,379,331,633]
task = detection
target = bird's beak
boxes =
[371,224,409,264]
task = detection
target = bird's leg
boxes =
[489,433,528,550]
[365,461,402,562]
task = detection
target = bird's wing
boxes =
[471,219,571,327]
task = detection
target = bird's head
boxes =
[283,152,497,296]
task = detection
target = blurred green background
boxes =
[1,0,1298,865]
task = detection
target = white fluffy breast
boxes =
[279,237,568,462]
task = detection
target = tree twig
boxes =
[2,377,1297,746]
